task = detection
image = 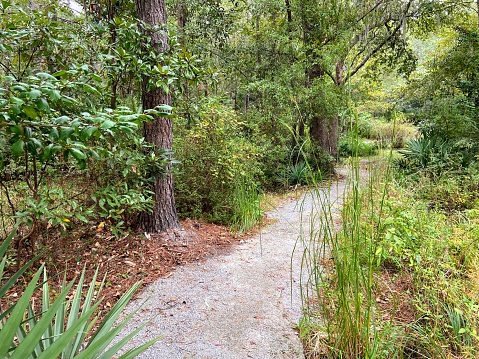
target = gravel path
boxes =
[116,172,348,359]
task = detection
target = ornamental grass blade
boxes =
[88,281,141,345]
[115,338,160,359]
[72,316,133,359]
[0,267,43,358]
[34,303,101,359]
[0,228,40,303]
[41,270,53,351]
[25,302,43,357]
[99,326,146,359]
[9,279,75,359]
[63,268,88,358]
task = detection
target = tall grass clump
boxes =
[299,153,394,358]
[230,179,263,232]
[299,130,479,357]
[298,115,404,357]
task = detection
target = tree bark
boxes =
[177,0,188,43]
[135,0,180,232]
[285,0,292,39]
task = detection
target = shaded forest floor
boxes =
[4,219,261,315]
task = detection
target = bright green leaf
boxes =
[55,116,70,124]
[100,120,116,129]
[83,83,100,95]
[49,127,59,140]
[11,139,25,157]
[23,106,38,119]
[41,144,52,161]
[77,158,87,169]
[11,85,26,92]
[51,145,62,154]
[29,137,43,149]
[9,125,22,135]
[59,127,75,140]
[10,96,24,105]
[45,89,61,101]
[36,72,57,81]
[35,98,50,112]
[52,70,68,78]
[89,73,103,82]
[80,126,98,140]
[29,89,42,99]
[70,148,87,160]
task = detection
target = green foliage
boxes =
[399,136,477,174]
[0,68,170,246]
[399,136,451,170]
[414,95,477,141]
[174,98,262,223]
[275,161,316,188]
[343,112,416,150]
[230,179,263,233]
[401,27,479,175]
[301,156,479,358]
[370,175,479,356]
[0,227,159,358]
[338,135,378,157]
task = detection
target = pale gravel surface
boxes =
[115,169,349,359]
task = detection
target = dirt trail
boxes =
[116,171,348,359]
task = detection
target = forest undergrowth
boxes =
[299,154,479,358]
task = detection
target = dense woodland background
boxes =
[1,0,479,358]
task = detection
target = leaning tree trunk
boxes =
[305,60,340,161]
[310,115,338,159]
[135,0,180,232]
[301,2,340,162]
[308,61,344,159]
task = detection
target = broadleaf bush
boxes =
[0,69,171,259]
[174,98,263,223]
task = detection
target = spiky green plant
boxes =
[0,228,158,359]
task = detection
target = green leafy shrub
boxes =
[275,161,313,188]
[0,69,172,258]
[0,228,158,358]
[174,98,263,223]
[399,136,477,174]
[338,135,378,157]
[372,119,417,148]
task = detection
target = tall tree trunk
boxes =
[108,0,118,109]
[300,1,339,162]
[285,0,292,39]
[306,60,344,160]
[177,0,188,37]
[135,0,180,232]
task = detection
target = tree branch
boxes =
[0,60,18,80]
[345,0,412,83]
[0,181,16,216]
